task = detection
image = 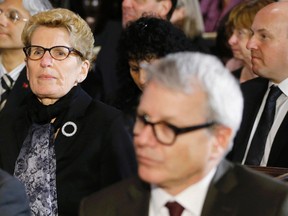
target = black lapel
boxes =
[232,78,269,162]
[201,160,239,216]
[268,111,288,166]
[122,177,150,216]
[0,67,31,117]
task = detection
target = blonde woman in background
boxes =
[171,0,211,54]
[226,0,274,83]
[170,0,204,38]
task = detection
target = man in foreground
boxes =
[80,52,288,216]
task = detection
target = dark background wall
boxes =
[49,0,122,34]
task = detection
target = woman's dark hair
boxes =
[113,16,197,113]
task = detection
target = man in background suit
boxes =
[83,0,177,101]
[228,1,288,167]
[0,168,30,216]
[80,52,288,216]
[0,0,52,116]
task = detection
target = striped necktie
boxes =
[0,74,14,110]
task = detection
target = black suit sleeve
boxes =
[0,169,31,216]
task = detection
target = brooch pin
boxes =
[61,121,77,137]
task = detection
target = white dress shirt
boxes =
[149,167,216,216]
[242,78,288,166]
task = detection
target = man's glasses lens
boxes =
[135,115,176,144]
[8,10,20,22]
[0,9,27,22]
[135,114,215,145]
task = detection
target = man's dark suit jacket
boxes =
[80,159,288,216]
[0,87,137,216]
[0,67,31,173]
[0,169,31,216]
[228,77,288,167]
[0,67,31,118]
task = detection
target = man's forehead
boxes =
[252,7,287,32]
[0,0,26,12]
[255,3,288,21]
[133,0,161,4]
[0,0,22,7]
[139,80,206,118]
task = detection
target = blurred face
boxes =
[228,28,252,67]
[0,0,30,50]
[246,4,288,83]
[25,26,89,105]
[122,0,170,27]
[129,59,156,90]
[170,6,185,25]
[134,80,228,194]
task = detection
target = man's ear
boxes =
[157,0,172,19]
[210,125,233,159]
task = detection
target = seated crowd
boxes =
[0,0,288,216]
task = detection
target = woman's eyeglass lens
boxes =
[23,46,84,61]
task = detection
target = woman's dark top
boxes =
[0,86,137,216]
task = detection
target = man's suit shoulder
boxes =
[80,176,149,215]
[234,164,288,187]
[216,160,288,193]
[233,164,288,202]
[240,77,268,98]
[82,176,147,203]
[208,162,288,215]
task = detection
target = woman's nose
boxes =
[139,69,147,85]
[40,51,53,67]
[228,33,237,46]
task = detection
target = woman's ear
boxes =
[78,60,90,83]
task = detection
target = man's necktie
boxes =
[165,201,184,216]
[0,74,14,110]
[245,85,282,165]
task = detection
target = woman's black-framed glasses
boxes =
[134,114,215,145]
[23,45,84,61]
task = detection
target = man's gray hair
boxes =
[23,0,53,15]
[144,52,243,147]
[0,0,53,16]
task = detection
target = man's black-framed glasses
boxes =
[0,9,28,23]
[23,45,84,61]
[134,114,215,145]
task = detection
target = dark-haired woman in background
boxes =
[111,16,203,133]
